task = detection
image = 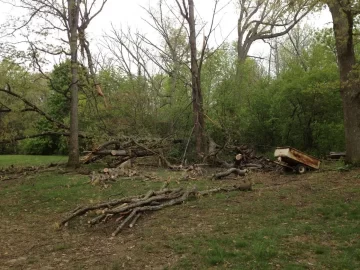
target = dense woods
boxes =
[0,0,359,164]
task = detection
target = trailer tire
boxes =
[296,164,306,174]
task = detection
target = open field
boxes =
[0,156,359,269]
[0,155,67,168]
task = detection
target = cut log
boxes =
[213,168,247,180]
[109,149,153,157]
[82,140,123,163]
[241,163,263,169]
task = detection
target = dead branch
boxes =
[0,87,69,130]
[237,0,315,62]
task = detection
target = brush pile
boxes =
[59,182,252,236]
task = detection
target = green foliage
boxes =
[0,59,48,153]
[48,61,72,120]
[20,137,56,155]
[0,27,348,158]
[204,29,344,156]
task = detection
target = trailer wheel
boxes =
[296,164,306,174]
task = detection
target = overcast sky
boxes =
[87,0,333,57]
[0,0,334,63]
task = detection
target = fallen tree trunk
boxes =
[59,182,252,236]
[213,168,247,180]
[109,149,154,157]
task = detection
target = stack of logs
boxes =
[230,145,278,172]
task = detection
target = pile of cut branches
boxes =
[81,137,181,167]
[89,162,208,187]
[89,165,158,187]
[59,181,252,236]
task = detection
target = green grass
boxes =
[0,170,171,216]
[167,174,360,269]
[0,155,67,168]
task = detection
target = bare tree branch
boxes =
[237,0,316,62]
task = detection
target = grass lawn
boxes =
[0,156,359,269]
[0,155,67,168]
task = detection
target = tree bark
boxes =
[328,1,360,164]
[188,0,206,157]
[67,0,81,168]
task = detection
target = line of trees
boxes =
[0,0,360,165]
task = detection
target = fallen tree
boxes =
[59,182,252,236]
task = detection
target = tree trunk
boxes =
[188,0,205,157]
[67,0,81,168]
[328,2,360,165]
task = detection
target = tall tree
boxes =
[175,0,219,157]
[326,0,360,164]
[68,0,81,167]
[7,0,108,167]
[176,0,205,156]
